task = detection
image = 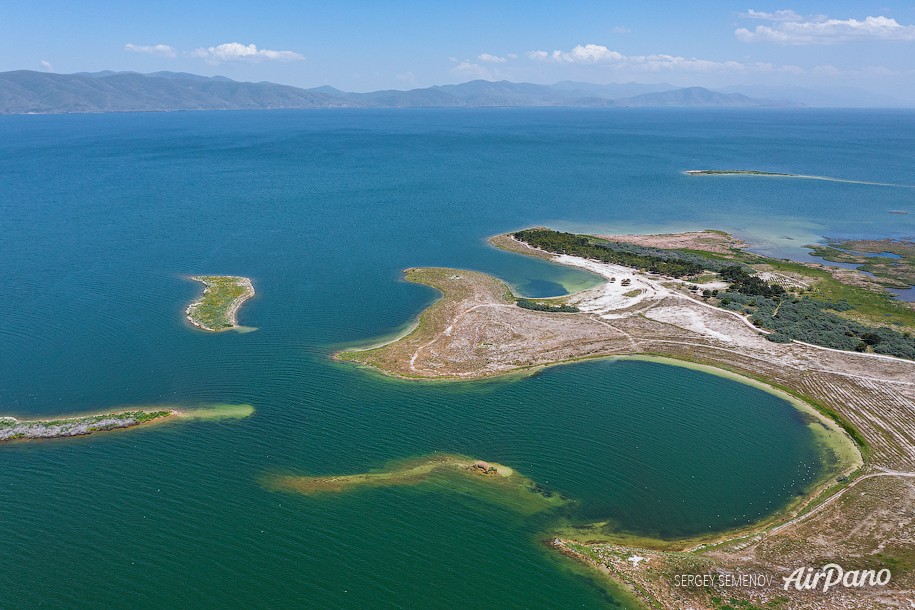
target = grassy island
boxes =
[0,409,174,442]
[336,227,915,609]
[186,275,255,332]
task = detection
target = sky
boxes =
[3,1,915,101]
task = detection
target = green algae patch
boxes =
[185,275,255,332]
[176,403,255,420]
[264,453,568,515]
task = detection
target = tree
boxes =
[860,332,882,346]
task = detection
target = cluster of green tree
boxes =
[514,229,717,278]
[719,265,786,298]
[516,299,580,313]
[718,291,915,358]
[589,240,738,272]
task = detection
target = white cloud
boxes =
[739,9,804,22]
[546,44,624,63]
[190,42,304,64]
[124,43,177,58]
[736,14,915,44]
[478,53,507,63]
[40,60,53,72]
[529,43,798,73]
[452,61,495,80]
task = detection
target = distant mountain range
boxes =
[0,70,797,114]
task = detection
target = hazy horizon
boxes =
[4,68,912,109]
[2,1,913,103]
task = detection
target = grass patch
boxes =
[763,259,915,330]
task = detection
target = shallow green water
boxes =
[2,108,908,607]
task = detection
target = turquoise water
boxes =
[1,108,910,608]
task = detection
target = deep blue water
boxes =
[0,108,911,608]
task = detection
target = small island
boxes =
[685,169,792,176]
[0,409,174,442]
[685,169,908,188]
[186,275,255,332]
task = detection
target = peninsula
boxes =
[338,228,915,609]
[186,275,255,332]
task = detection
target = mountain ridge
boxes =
[0,70,798,114]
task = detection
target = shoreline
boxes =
[335,229,915,608]
[185,275,255,332]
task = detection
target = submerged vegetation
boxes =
[265,453,568,515]
[186,275,255,332]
